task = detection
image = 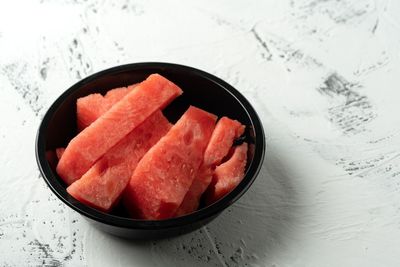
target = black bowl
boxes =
[35,62,265,239]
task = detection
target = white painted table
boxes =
[1,0,400,266]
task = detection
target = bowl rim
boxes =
[35,62,265,230]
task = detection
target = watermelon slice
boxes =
[77,86,137,131]
[203,117,245,166]
[206,142,248,205]
[55,148,65,160]
[175,117,245,216]
[57,74,183,185]
[104,85,136,103]
[77,93,103,131]
[124,106,217,220]
[174,165,212,216]
[67,110,171,212]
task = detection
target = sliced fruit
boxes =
[176,116,245,216]
[174,165,212,216]
[67,110,171,212]
[57,74,183,185]
[203,117,245,166]
[124,106,217,220]
[206,142,248,205]
[77,86,137,131]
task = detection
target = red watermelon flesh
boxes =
[175,116,245,216]
[57,74,183,185]
[206,142,248,205]
[104,86,135,103]
[77,85,137,131]
[174,165,212,216]
[124,106,217,220]
[67,110,171,212]
[77,93,103,131]
[203,117,245,167]
[56,148,65,160]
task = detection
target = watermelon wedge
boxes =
[57,74,183,185]
[77,93,103,131]
[124,106,217,220]
[104,85,136,103]
[206,142,248,205]
[203,117,245,166]
[174,165,212,216]
[175,117,245,216]
[67,110,171,212]
[77,86,137,131]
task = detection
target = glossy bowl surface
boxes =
[36,62,265,239]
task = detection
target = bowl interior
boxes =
[37,63,264,228]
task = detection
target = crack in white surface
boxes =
[202,226,228,267]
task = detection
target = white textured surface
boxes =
[1,0,400,266]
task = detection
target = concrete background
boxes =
[1,0,400,266]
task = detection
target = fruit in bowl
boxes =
[36,63,265,239]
